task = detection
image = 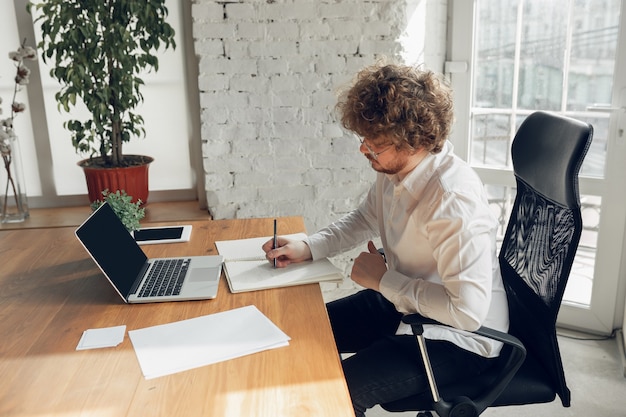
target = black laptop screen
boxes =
[75,202,148,297]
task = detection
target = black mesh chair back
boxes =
[496,111,592,407]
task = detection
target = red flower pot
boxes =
[78,155,153,204]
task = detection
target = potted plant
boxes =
[29,0,176,204]
[91,189,145,232]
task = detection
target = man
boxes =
[263,62,508,417]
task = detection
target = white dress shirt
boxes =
[306,141,509,358]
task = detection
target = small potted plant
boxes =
[29,0,176,204]
[91,189,145,233]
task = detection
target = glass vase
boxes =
[1,135,29,223]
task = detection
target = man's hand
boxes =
[350,241,387,291]
[262,237,312,268]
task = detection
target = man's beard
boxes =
[366,154,408,175]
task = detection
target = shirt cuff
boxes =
[379,270,417,314]
[304,234,329,261]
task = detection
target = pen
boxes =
[273,219,277,268]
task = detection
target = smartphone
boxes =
[133,225,192,245]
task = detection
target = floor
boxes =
[366,329,626,417]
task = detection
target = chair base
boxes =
[381,350,559,415]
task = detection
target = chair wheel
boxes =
[450,396,478,417]
[417,412,434,417]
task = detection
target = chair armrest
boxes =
[401,313,526,417]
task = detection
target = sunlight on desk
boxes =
[27,409,118,417]
[221,379,352,417]
[0,350,140,416]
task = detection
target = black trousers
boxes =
[327,289,495,417]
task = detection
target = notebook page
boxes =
[215,233,343,293]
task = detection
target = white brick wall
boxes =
[192,0,447,291]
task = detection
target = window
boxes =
[448,0,626,334]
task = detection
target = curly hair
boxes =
[336,63,454,154]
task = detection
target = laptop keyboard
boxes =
[138,258,191,298]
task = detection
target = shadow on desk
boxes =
[2,258,118,307]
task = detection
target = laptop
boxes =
[75,202,223,303]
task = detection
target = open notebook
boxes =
[215,233,343,293]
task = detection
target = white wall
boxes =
[191,0,448,287]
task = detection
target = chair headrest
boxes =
[511,111,593,208]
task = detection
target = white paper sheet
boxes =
[128,305,290,379]
[76,325,126,350]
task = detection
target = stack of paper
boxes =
[128,305,290,379]
[215,233,344,293]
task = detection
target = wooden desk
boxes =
[0,217,354,417]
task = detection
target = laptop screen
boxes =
[75,202,148,297]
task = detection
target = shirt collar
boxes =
[386,140,454,198]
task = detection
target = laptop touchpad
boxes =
[189,268,216,282]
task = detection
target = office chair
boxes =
[380,111,593,417]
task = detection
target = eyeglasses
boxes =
[359,138,393,161]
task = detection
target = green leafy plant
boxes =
[91,189,145,232]
[29,0,176,168]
